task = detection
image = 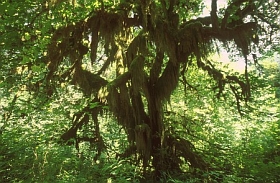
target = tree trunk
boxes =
[148,94,164,178]
[146,82,209,179]
[146,82,178,179]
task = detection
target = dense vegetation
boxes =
[0,0,279,182]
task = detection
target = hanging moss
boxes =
[154,61,180,101]
[71,66,107,95]
[130,55,146,93]
[125,32,147,67]
[89,17,100,64]
[97,44,119,75]
[135,123,151,171]
[151,22,178,63]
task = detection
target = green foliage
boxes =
[1,0,280,182]
[1,55,280,182]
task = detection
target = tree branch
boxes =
[211,0,219,31]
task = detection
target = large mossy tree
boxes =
[1,0,279,180]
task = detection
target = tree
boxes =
[0,0,279,180]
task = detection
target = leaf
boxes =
[21,55,30,64]
[89,102,100,109]
[31,65,42,72]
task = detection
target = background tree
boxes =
[0,0,279,182]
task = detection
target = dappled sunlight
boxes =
[202,0,228,16]
[218,51,246,72]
